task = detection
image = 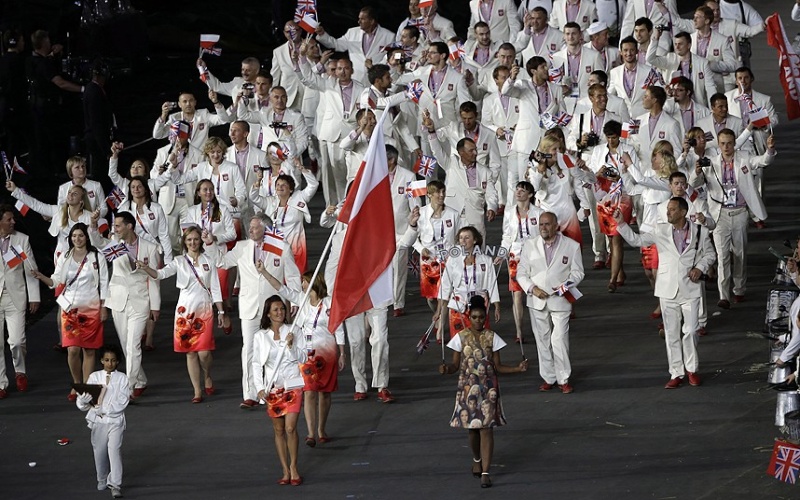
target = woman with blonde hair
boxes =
[57,156,107,217]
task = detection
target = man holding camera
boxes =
[567,83,622,270]
[614,197,716,388]
[646,30,716,108]
[152,91,232,150]
[690,128,775,309]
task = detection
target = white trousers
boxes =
[112,303,148,392]
[713,208,748,301]
[319,140,347,206]
[0,291,26,389]
[90,421,124,488]
[584,188,607,261]
[660,295,700,378]
[166,197,189,255]
[240,316,261,401]
[529,307,572,385]
[344,307,390,392]
[391,246,409,309]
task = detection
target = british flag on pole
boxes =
[294,0,317,22]
[102,242,129,262]
[767,440,800,484]
[413,155,437,177]
[106,186,125,210]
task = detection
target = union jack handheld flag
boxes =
[105,186,125,210]
[294,0,318,22]
[413,154,437,177]
[448,41,465,61]
[768,440,800,484]
[102,242,129,262]
[406,81,424,103]
[641,68,665,89]
[415,320,436,356]
[548,65,565,84]
[553,281,583,303]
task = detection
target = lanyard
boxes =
[516,206,530,240]
[273,204,288,228]
[463,259,477,291]
[134,208,152,238]
[66,255,88,289]
[202,203,214,233]
[184,255,212,296]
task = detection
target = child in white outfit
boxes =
[76,344,129,498]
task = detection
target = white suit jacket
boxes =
[396,65,471,128]
[663,99,711,138]
[608,62,656,118]
[316,25,396,85]
[694,114,745,151]
[89,235,161,313]
[428,133,498,216]
[435,121,501,180]
[151,143,204,215]
[691,150,775,222]
[646,43,716,107]
[152,107,232,150]
[271,42,306,110]
[566,109,622,159]
[236,104,309,156]
[500,78,548,154]
[396,14,457,44]
[516,234,585,311]
[619,0,677,41]
[357,86,417,153]
[617,219,715,300]
[389,167,421,239]
[0,232,40,309]
[481,92,521,156]
[549,0,597,31]
[550,45,603,98]
[724,88,778,154]
[220,238,301,319]
[224,144,267,195]
[57,180,107,218]
[297,59,364,142]
[469,0,522,45]
[521,27,564,62]
[629,111,682,167]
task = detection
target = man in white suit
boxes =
[725,67,778,156]
[619,0,678,41]
[585,22,621,74]
[271,21,306,112]
[647,30,716,108]
[615,197,716,388]
[482,65,521,205]
[359,64,419,159]
[0,206,39,398]
[690,129,776,309]
[549,0,597,32]
[235,86,309,157]
[663,77,711,137]
[469,0,522,46]
[551,23,604,99]
[396,0,456,44]
[152,91,232,150]
[151,132,204,254]
[219,214,300,409]
[516,212,584,394]
[315,7,396,85]
[629,85,682,170]
[297,54,364,206]
[521,6,565,62]
[225,120,267,225]
[695,92,745,151]
[386,146,420,317]
[425,111,498,241]
[197,55,260,100]
[90,211,161,397]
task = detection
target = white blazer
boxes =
[388,166,421,239]
[481,91,521,156]
[468,0,522,46]
[271,42,306,110]
[608,62,655,118]
[549,0,597,31]
[57,180,107,218]
[151,107,232,150]
[645,43,716,107]
[235,104,309,157]
[0,232,40,308]
[297,59,364,142]
[521,26,564,62]
[619,0,677,41]
[151,143,204,215]
[516,233,585,311]
[629,111,682,168]
[88,234,161,313]
[316,25,396,85]
[550,45,604,98]
[617,219,715,300]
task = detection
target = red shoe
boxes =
[392,308,405,317]
[754,221,766,229]
[232,287,240,296]
[353,392,367,401]
[277,478,290,486]
[290,477,303,486]
[204,386,215,396]
[305,436,316,447]
[0,388,7,399]
[15,373,28,392]
[132,387,147,398]
[650,311,662,319]
[696,327,707,336]
[559,383,574,394]
[664,377,682,389]
[191,396,203,404]
[539,382,555,392]
[733,295,745,304]
[318,436,332,444]
[686,371,702,386]
[240,399,258,409]
[223,324,233,335]
[717,300,731,309]
[68,392,78,402]
[592,260,606,270]
[377,388,395,403]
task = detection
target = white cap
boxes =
[586,21,608,37]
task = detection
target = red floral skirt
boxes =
[267,388,303,418]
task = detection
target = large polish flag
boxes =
[328,113,395,333]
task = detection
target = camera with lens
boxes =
[269,122,289,129]
[585,132,600,148]
[655,23,672,32]
[529,150,552,163]
[603,166,620,178]
[687,138,697,148]
[392,52,411,65]
[698,157,711,167]
[242,83,255,96]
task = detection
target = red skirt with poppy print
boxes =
[61,302,104,349]
[267,388,303,418]
[420,256,442,299]
[173,302,216,353]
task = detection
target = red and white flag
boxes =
[12,157,26,175]
[405,180,427,198]
[298,11,319,34]
[766,13,800,120]
[419,0,434,8]
[749,107,771,128]
[554,281,583,303]
[262,226,284,256]
[621,119,640,139]
[3,245,27,269]
[328,112,396,333]
[199,34,221,56]
[14,200,29,216]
